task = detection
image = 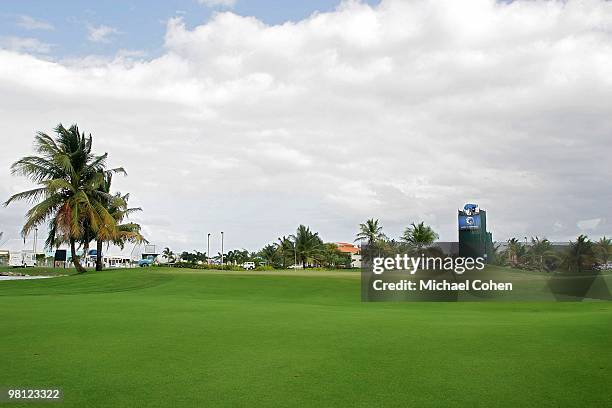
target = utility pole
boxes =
[221,232,224,266]
[207,233,211,264]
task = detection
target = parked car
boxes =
[242,261,256,270]
[138,255,155,267]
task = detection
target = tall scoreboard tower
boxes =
[458,203,493,262]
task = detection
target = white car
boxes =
[242,262,256,270]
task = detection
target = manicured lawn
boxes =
[0,267,611,407]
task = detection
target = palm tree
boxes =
[276,236,295,268]
[290,225,323,268]
[506,238,525,267]
[103,194,145,267]
[594,237,611,266]
[527,237,557,272]
[4,124,116,273]
[355,218,386,247]
[91,171,145,270]
[401,222,438,251]
[562,234,595,273]
[259,244,279,267]
[213,252,226,263]
[162,247,174,263]
[225,250,237,265]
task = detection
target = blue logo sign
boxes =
[459,214,481,230]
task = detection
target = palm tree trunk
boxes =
[96,239,104,271]
[70,238,86,273]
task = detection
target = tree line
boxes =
[4,124,146,272]
[167,219,440,269]
[169,224,352,269]
[493,235,611,273]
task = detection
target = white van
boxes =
[242,261,256,270]
[9,250,36,268]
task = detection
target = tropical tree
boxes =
[526,237,557,272]
[276,236,295,268]
[179,250,207,264]
[562,234,595,273]
[379,238,403,257]
[225,249,250,265]
[162,247,175,262]
[213,252,226,263]
[594,237,612,266]
[506,238,526,267]
[290,225,323,268]
[4,124,116,273]
[401,222,438,251]
[320,243,351,268]
[103,195,145,266]
[92,171,145,271]
[355,218,386,247]
[259,244,279,267]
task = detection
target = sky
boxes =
[0,0,611,255]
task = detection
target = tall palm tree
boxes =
[355,218,386,247]
[4,124,115,273]
[276,236,295,268]
[290,225,323,268]
[401,222,438,251]
[595,237,611,266]
[562,234,595,273]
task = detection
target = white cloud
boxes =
[0,36,53,53]
[87,24,119,43]
[578,218,602,231]
[197,0,236,8]
[1,0,612,252]
[17,15,54,30]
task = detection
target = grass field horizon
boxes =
[1,267,611,407]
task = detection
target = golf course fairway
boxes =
[1,267,611,407]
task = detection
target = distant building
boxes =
[335,242,362,268]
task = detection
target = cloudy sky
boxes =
[0,0,611,254]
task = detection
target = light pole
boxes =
[221,232,224,266]
[294,240,297,269]
[207,233,211,264]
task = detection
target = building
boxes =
[335,242,362,268]
[84,250,133,268]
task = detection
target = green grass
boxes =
[0,267,611,407]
